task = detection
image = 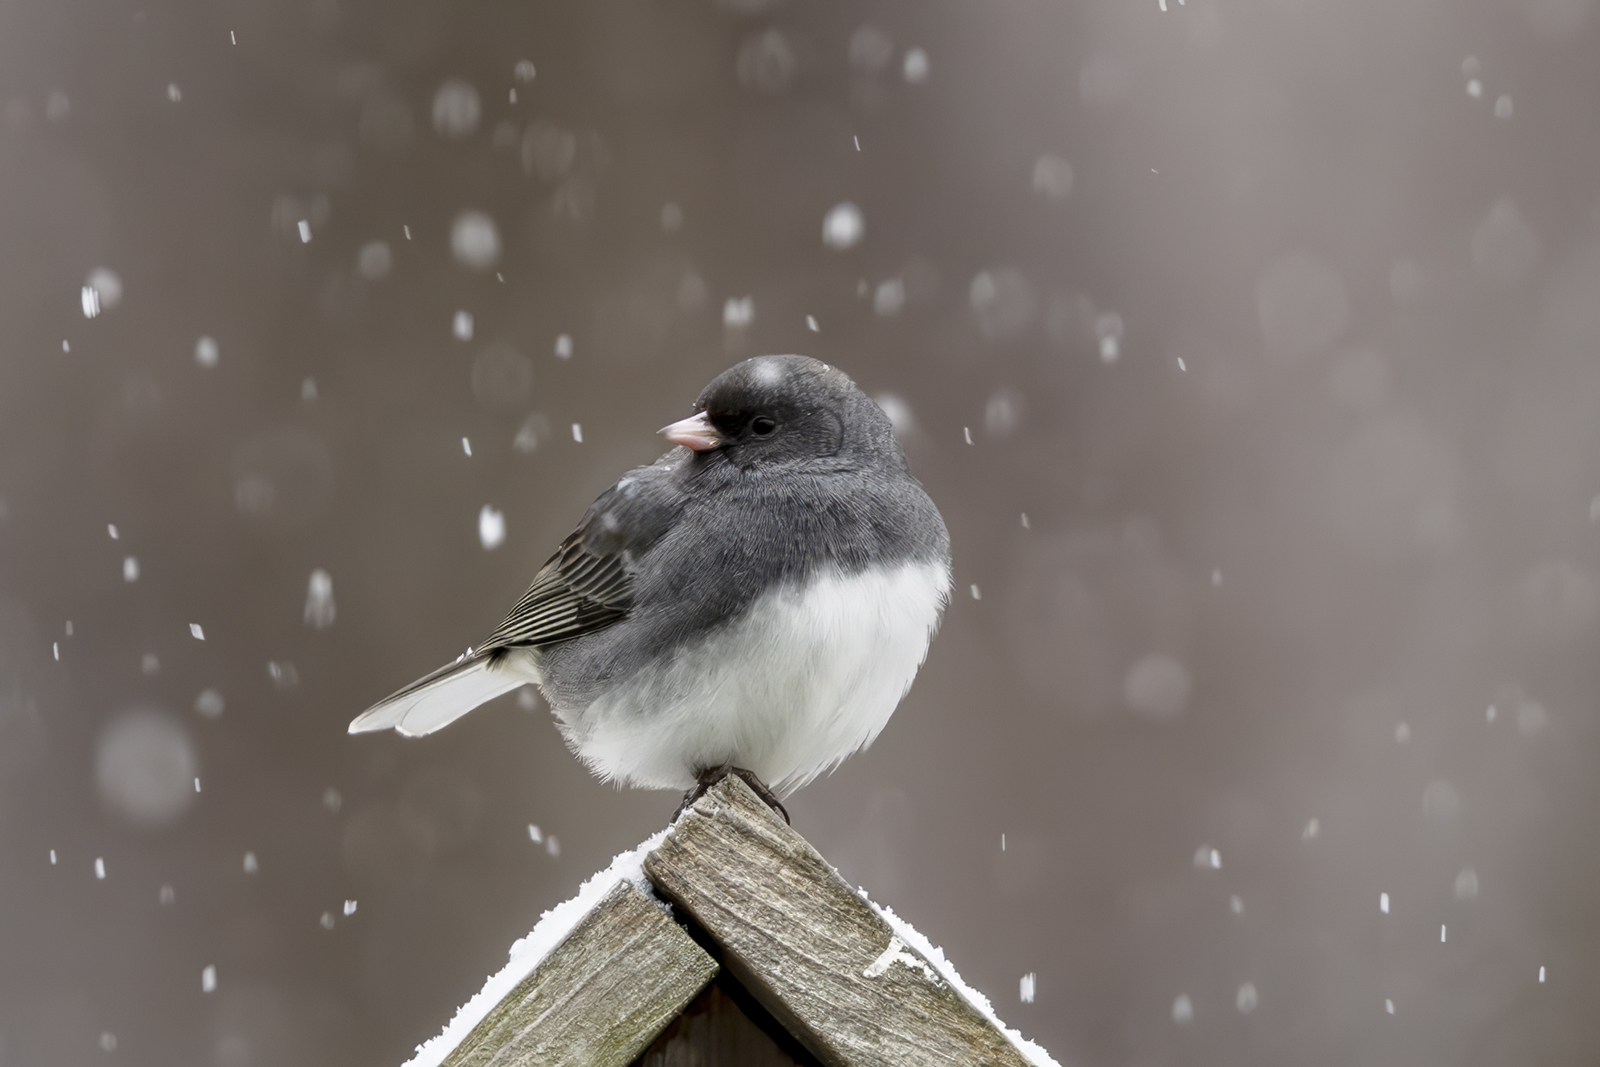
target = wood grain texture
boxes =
[440,880,718,1067]
[643,777,1034,1067]
[631,979,815,1067]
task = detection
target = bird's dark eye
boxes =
[750,416,777,437]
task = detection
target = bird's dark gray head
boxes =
[660,355,901,472]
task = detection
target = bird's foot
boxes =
[727,767,790,824]
[674,764,790,825]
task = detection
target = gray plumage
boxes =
[350,355,951,795]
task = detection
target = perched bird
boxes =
[349,355,951,819]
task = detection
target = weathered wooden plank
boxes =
[441,880,718,1067]
[631,977,819,1067]
[643,777,1035,1067]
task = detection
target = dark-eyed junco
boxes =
[350,355,951,816]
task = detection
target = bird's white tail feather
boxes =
[348,657,524,737]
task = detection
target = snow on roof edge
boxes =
[863,890,1062,1067]
[399,824,1059,1067]
[402,827,671,1067]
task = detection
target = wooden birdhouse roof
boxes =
[404,775,1058,1067]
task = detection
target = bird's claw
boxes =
[674,764,790,824]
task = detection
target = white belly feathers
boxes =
[553,560,950,795]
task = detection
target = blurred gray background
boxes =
[2,0,1598,1063]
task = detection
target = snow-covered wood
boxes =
[437,880,716,1067]
[643,776,1044,1067]
[405,830,675,1067]
[402,776,1057,1067]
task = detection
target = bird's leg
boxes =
[672,763,729,822]
[672,763,790,825]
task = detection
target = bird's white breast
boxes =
[557,559,950,794]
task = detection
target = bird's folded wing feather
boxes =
[479,533,632,649]
[480,466,684,652]
[348,463,685,736]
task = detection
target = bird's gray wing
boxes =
[347,526,633,736]
[479,533,632,649]
[480,465,685,652]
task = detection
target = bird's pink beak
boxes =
[659,412,721,452]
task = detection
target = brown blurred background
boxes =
[2,0,1598,1063]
